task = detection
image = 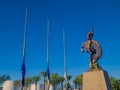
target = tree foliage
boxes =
[58,76,64,90]
[32,75,40,90]
[50,73,65,90]
[66,75,72,89]
[41,71,47,90]
[50,73,59,90]
[14,80,21,87]
[109,76,120,90]
[0,74,10,85]
[25,76,32,88]
[73,74,82,90]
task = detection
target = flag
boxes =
[21,31,26,88]
[21,51,26,87]
[21,6,27,88]
[46,20,50,84]
[47,62,50,82]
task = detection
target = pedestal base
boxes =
[82,70,112,90]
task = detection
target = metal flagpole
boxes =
[63,29,67,90]
[21,6,28,90]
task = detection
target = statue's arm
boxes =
[80,42,85,53]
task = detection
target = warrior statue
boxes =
[80,28,102,70]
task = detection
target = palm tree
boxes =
[73,74,83,90]
[50,73,59,90]
[25,76,32,90]
[32,76,40,90]
[14,80,21,89]
[58,77,64,90]
[66,75,72,89]
[41,71,47,90]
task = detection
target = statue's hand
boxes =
[80,48,84,53]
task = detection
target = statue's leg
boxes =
[90,54,94,70]
[90,59,93,70]
[93,62,97,69]
[93,61,101,70]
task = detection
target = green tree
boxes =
[0,75,2,85]
[118,79,120,89]
[41,71,47,90]
[58,76,64,90]
[50,73,59,90]
[32,76,40,90]
[25,76,32,90]
[66,75,72,89]
[73,74,83,90]
[14,80,21,88]
[0,74,10,85]
[109,76,120,90]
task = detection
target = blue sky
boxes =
[0,0,120,83]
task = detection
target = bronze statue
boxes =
[81,28,102,70]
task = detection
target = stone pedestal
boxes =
[3,80,15,90]
[82,70,112,90]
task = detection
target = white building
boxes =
[2,81,62,90]
[30,84,40,90]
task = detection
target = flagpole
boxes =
[47,20,50,90]
[21,6,28,90]
[63,29,67,89]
